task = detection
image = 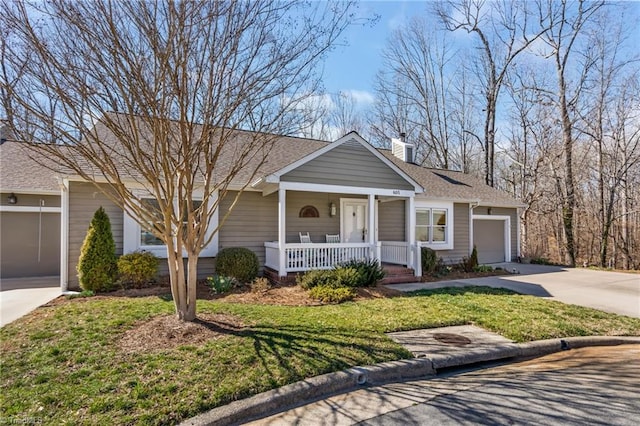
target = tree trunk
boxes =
[558,74,576,267]
[167,240,194,321]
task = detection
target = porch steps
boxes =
[381,264,418,285]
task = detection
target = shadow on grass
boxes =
[407,286,521,297]
[190,315,409,386]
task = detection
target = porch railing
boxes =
[264,242,379,272]
[380,241,410,266]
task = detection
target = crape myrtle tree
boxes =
[1,0,355,321]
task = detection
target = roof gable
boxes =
[262,132,423,192]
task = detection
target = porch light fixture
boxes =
[329,202,336,217]
[7,193,17,204]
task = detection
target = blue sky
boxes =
[321,1,432,105]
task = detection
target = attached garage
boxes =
[472,216,510,264]
[1,211,60,278]
[1,139,63,281]
[1,197,61,278]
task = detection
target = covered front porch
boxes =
[261,187,422,278]
[250,132,425,280]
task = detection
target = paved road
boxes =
[0,276,60,327]
[251,345,640,425]
[392,264,640,318]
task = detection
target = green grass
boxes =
[2,286,639,425]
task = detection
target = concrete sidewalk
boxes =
[390,263,640,318]
[0,276,61,327]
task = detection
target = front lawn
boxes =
[2,286,639,425]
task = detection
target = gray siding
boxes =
[157,258,216,278]
[68,182,216,289]
[1,192,60,207]
[473,206,518,260]
[435,203,470,264]
[285,191,343,243]
[378,199,405,241]
[282,139,414,190]
[68,182,123,289]
[219,190,278,268]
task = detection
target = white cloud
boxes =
[342,89,375,106]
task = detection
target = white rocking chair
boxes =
[325,234,340,243]
[299,232,312,243]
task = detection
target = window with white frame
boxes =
[123,193,218,258]
[415,201,454,250]
[138,199,203,247]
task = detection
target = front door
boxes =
[341,199,368,243]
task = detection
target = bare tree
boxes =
[534,0,605,266]
[371,15,465,168]
[434,0,546,186]
[2,0,354,321]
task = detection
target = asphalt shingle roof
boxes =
[0,140,62,193]
[0,118,521,207]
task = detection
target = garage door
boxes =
[0,212,60,278]
[473,219,506,264]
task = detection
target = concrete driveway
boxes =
[390,264,640,318]
[0,276,61,327]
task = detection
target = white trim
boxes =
[122,191,219,258]
[407,196,416,271]
[516,208,522,258]
[415,200,454,250]
[60,179,69,292]
[279,181,415,198]
[367,194,375,246]
[262,132,424,193]
[472,214,511,262]
[0,189,60,195]
[278,189,286,277]
[0,206,61,213]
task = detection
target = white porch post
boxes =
[368,194,376,261]
[278,188,286,277]
[407,195,420,276]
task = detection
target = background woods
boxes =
[315,0,640,269]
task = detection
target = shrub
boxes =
[339,259,385,287]
[215,247,259,283]
[77,207,118,292]
[297,269,330,289]
[421,247,438,274]
[309,285,356,303]
[117,251,159,288]
[297,267,362,289]
[332,267,361,288]
[460,246,479,272]
[250,277,271,293]
[66,290,94,299]
[473,264,494,273]
[207,275,236,294]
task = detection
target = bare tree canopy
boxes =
[1,0,356,321]
[434,0,546,187]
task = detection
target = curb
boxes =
[180,336,640,426]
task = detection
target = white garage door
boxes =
[473,219,506,264]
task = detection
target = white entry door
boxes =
[341,199,368,243]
